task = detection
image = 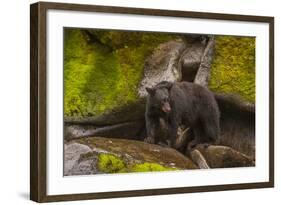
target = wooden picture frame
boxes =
[30,1,274,202]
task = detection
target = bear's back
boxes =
[175,81,209,97]
[174,81,217,108]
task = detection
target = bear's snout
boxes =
[162,102,171,113]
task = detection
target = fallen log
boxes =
[65,121,144,141]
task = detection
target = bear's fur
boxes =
[145,81,220,150]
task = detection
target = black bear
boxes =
[144,81,220,150]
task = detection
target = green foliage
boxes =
[131,163,176,172]
[64,29,176,118]
[97,154,126,173]
[209,36,255,102]
[97,153,177,174]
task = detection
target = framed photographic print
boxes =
[30,1,274,202]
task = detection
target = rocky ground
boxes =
[64,137,254,176]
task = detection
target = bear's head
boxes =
[146,81,173,114]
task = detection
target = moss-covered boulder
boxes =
[209,36,255,103]
[64,29,181,124]
[64,137,197,176]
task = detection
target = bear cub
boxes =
[144,81,220,150]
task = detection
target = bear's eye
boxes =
[151,105,158,109]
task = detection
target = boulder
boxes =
[195,145,255,168]
[138,39,186,97]
[64,137,197,176]
[64,143,97,176]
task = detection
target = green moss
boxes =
[131,163,176,172]
[97,153,126,173]
[209,36,255,103]
[97,153,177,174]
[64,29,176,118]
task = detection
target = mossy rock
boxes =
[64,29,177,121]
[63,137,197,175]
[209,36,255,103]
[79,137,197,169]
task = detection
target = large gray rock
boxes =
[64,143,96,176]
[138,39,187,97]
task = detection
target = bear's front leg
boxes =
[144,116,157,144]
[157,140,171,147]
[144,136,155,144]
[168,120,179,149]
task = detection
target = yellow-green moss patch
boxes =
[209,36,255,103]
[97,153,177,174]
[131,162,176,172]
[97,153,126,173]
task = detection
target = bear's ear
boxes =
[165,82,173,90]
[146,87,155,95]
